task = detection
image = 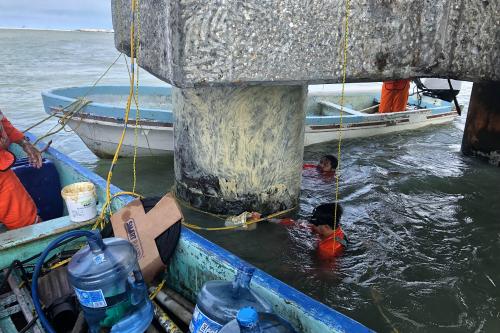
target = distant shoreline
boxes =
[0,27,113,33]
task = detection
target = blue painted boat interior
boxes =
[0,133,134,269]
[42,86,174,123]
[169,228,372,332]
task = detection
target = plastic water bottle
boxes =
[189,266,272,333]
[219,307,297,333]
[67,236,153,333]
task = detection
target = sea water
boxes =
[2,29,499,332]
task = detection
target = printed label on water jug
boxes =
[74,287,107,308]
[189,305,222,333]
[93,253,106,265]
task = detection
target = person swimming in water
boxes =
[255,202,347,258]
[309,203,347,259]
[303,155,338,181]
[317,155,338,174]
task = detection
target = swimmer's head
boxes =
[310,203,343,235]
[318,155,338,173]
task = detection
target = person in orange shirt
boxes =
[309,203,347,259]
[264,202,347,259]
[0,110,42,230]
[378,79,411,113]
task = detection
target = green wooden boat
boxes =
[0,134,371,332]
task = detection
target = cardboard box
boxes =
[111,193,182,282]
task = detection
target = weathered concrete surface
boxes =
[112,0,499,87]
[462,82,500,166]
[173,85,307,214]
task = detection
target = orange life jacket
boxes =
[0,169,37,230]
[0,111,37,229]
[318,227,347,259]
[0,110,24,171]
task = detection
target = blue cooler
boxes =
[12,158,63,221]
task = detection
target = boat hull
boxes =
[65,117,173,158]
[305,109,456,145]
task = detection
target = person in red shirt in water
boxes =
[0,110,42,230]
[264,202,347,259]
[303,155,338,181]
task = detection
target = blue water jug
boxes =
[219,307,297,333]
[67,236,153,333]
[189,266,272,333]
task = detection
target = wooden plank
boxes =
[318,100,363,115]
[0,294,17,307]
[7,275,43,333]
[0,305,21,319]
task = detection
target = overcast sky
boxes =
[0,0,112,30]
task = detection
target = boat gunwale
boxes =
[305,105,453,126]
[43,85,172,112]
[43,85,454,127]
[179,228,372,332]
[50,108,173,129]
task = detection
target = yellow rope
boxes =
[132,1,141,194]
[149,279,166,300]
[49,258,71,270]
[181,206,296,231]
[170,186,297,231]
[94,191,143,230]
[46,1,144,272]
[23,53,122,134]
[172,191,226,221]
[332,0,351,250]
[103,0,140,216]
[33,99,91,145]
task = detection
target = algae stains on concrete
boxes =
[174,85,307,214]
[462,82,500,166]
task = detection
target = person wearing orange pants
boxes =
[0,109,42,230]
[378,79,411,113]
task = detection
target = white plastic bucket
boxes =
[61,182,98,222]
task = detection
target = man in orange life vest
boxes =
[378,79,411,113]
[0,110,42,230]
[309,203,347,259]
[266,202,347,259]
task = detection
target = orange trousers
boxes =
[379,80,411,113]
[0,169,37,230]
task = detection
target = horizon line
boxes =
[0,27,114,33]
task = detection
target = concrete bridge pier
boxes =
[462,82,500,166]
[173,85,307,214]
[112,0,499,213]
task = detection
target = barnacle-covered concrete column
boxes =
[173,85,306,214]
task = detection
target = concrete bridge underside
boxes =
[112,0,499,214]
